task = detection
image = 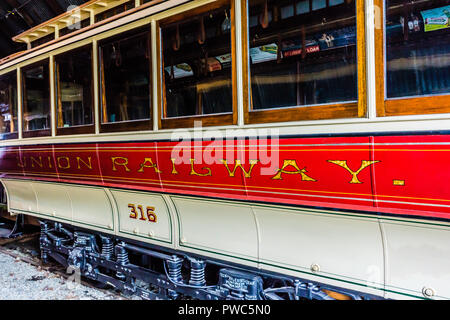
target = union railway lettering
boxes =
[14,152,381,185]
[16,156,93,170]
[327,160,380,184]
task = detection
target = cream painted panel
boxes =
[254,207,384,288]
[172,197,258,261]
[66,185,114,230]
[258,262,385,298]
[112,190,172,244]
[1,179,37,213]
[383,221,450,299]
[32,182,72,221]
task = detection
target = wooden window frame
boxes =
[21,59,52,138]
[98,27,153,133]
[375,0,450,117]
[0,70,18,140]
[157,0,238,130]
[241,0,367,124]
[55,44,95,136]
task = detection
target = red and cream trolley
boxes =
[0,0,449,300]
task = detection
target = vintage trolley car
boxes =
[0,0,449,300]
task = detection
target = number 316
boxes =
[128,204,157,223]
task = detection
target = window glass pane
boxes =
[385,0,450,98]
[0,72,18,137]
[101,31,151,123]
[296,1,310,14]
[56,46,93,128]
[161,5,233,118]
[248,0,357,111]
[312,0,327,10]
[23,62,50,131]
[281,5,295,19]
[330,0,344,6]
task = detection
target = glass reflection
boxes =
[56,46,93,128]
[100,31,151,123]
[161,6,233,118]
[386,0,450,98]
[23,62,50,132]
[248,0,357,110]
[0,72,17,138]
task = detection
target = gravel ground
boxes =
[0,250,124,300]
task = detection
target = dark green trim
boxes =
[11,208,112,232]
[171,195,450,228]
[179,243,433,299]
[171,198,448,299]
[4,181,447,299]
[119,230,172,244]
[3,179,116,231]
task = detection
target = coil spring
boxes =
[167,256,183,283]
[101,238,114,260]
[115,242,129,280]
[189,259,206,287]
[116,251,129,265]
[116,243,129,265]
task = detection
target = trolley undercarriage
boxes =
[38,219,382,301]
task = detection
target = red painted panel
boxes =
[53,144,102,185]
[242,136,375,210]
[156,139,247,199]
[373,135,450,220]
[0,134,449,221]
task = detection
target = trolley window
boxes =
[159,0,236,129]
[55,45,94,135]
[99,29,152,133]
[0,71,18,140]
[376,0,450,116]
[243,0,366,124]
[22,60,51,138]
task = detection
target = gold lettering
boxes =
[221,159,259,178]
[272,160,316,181]
[190,159,212,177]
[137,205,146,221]
[328,160,380,184]
[47,156,53,168]
[111,157,131,172]
[128,204,137,219]
[138,158,162,173]
[16,157,26,168]
[57,156,70,169]
[30,156,43,168]
[170,159,179,175]
[147,206,157,223]
[76,157,92,170]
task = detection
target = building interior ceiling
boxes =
[0,0,89,59]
